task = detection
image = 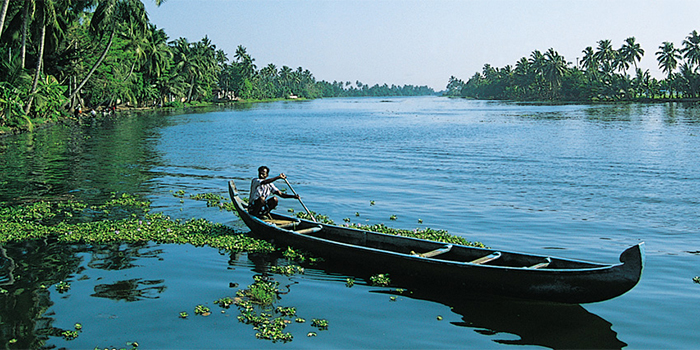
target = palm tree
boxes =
[681,30,700,71]
[580,46,598,73]
[19,0,35,69]
[633,68,650,98]
[542,48,568,98]
[529,50,545,74]
[656,41,681,79]
[594,39,617,74]
[279,65,292,96]
[143,24,172,80]
[120,21,150,81]
[65,0,164,107]
[171,37,197,101]
[24,0,58,114]
[618,37,644,73]
[0,0,9,39]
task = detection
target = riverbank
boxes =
[0,97,308,138]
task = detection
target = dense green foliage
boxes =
[0,193,276,252]
[446,32,700,102]
[0,0,433,133]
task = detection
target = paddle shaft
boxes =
[284,178,317,222]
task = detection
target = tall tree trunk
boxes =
[63,30,115,108]
[0,0,9,39]
[186,75,195,102]
[20,0,31,69]
[24,23,45,115]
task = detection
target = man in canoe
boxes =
[249,166,299,218]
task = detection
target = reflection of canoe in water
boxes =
[378,288,627,349]
[229,180,644,304]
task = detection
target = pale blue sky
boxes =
[144,0,700,90]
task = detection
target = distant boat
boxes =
[228,180,644,303]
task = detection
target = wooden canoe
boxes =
[228,180,644,304]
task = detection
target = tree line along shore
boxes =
[446,31,700,102]
[0,0,433,134]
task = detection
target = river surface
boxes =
[1,96,699,349]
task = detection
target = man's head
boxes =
[258,166,270,179]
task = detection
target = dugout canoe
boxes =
[228,180,644,303]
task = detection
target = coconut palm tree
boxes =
[656,41,681,79]
[580,46,598,74]
[632,68,650,98]
[529,50,545,74]
[24,0,58,114]
[143,24,172,80]
[618,37,644,73]
[594,39,617,74]
[0,0,9,39]
[681,30,700,71]
[542,48,568,98]
[65,0,163,107]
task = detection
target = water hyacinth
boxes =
[0,194,275,254]
[345,223,485,248]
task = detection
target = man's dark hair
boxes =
[258,166,269,174]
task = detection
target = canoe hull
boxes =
[228,180,643,304]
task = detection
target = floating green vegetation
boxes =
[693,276,700,284]
[295,211,335,225]
[190,192,228,209]
[275,306,297,317]
[389,215,397,221]
[179,311,189,319]
[234,277,293,343]
[214,297,235,308]
[93,342,139,350]
[311,318,329,330]
[60,323,83,340]
[56,281,71,293]
[98,192,151,210]
[61,330,78,340]
[269,264,305,276]
[0,193,275,253]
[228,274,333,343]
[194,305,211,316]
[171,189,237,212]
[370,273,391,287]
[282,246,323,265]
[237,276,280,305]
[346,278,355,288]
[345,223,485,248]
[295,211,323,222]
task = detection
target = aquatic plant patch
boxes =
[0,194,275,253]
[370,273,391,287]
[345,223,485,248]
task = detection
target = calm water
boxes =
[1,97,700,349]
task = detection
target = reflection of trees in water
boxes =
[0,241,82,349]
[92,279,166,302]
[0,246,16,286]
[86,242,163,270]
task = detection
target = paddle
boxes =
[283,178,317,222]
